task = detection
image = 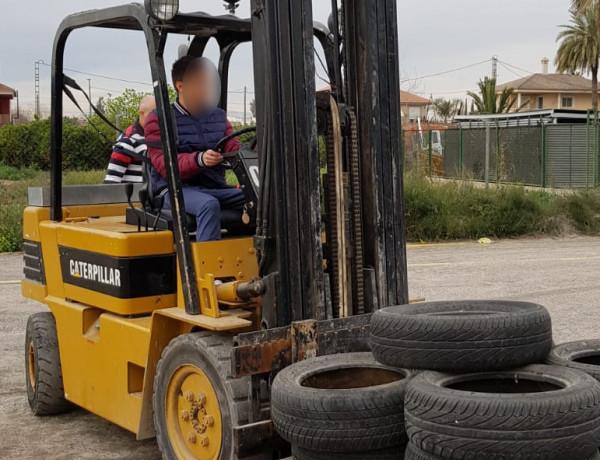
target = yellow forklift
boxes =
[21,0,408,459]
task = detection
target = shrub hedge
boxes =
[0,118,113,171]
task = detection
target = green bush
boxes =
[0,205,25,252]
[403,173,566,241]
[0,118,112,171]
[0,164,39,181]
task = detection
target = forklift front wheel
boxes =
[25,312,70,415]
[153,333,242,460]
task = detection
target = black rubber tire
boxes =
[25,312,70,415]
[404,444,600,460]
[405,364,600,460]
[152,332,251,460]
[292,445,405,460]
[403,443,443,460]
[547,340,600,381]
[271,352,414,453]
[370,300,552,372]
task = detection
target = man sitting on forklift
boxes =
[145,56,245,241]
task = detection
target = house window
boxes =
[537,97,544,109]
[408,106,421,122]
[562,97,573,108]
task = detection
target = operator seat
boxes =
[125,156,253,235]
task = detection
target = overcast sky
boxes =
[0,0,571,118]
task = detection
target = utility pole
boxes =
[87,78,92,117]
[492,55,498,81]
[15,90,19,121]
[243,86,247,125]
[485,121,491,188]
[34,60,41,118]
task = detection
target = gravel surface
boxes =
[1,236,599,459]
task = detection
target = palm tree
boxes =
[561,3,600,109]
[573,0,595,14]
[467,77,522,114]
[432,98,460,123]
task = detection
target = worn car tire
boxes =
[25,312,70,415]
[370,300,552,372]
[403,443,443,460]
[292,445,405,460]
[404,444,600,460]
[271,353,414,452]
[405,365,600,460]
[547,340,600,381]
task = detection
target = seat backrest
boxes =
[138,151,156,210]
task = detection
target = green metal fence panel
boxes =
[442,123,598,189]
[444,129,460,177]
[546,125,595,188]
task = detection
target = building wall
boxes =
[400,104,427,122]
[512,92,596,112]
[0,96,10,126]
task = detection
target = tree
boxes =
[557,6,600,109]
[467,77,523,114]
[249,99,256,118]
[573,0,595,14]
[433,98,460,123]
[98,87,178,129]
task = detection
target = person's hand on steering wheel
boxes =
[198,149,223,167]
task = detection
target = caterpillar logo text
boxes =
[69,260,121,287]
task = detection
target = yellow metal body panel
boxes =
[49,298,152,433]
[35,218,177,315]
[177,238,259,316]
[156,307,253,331]
[21,279,47,302]
[54,217,174,257]
[23,204,132,242]
[23,204,261,439]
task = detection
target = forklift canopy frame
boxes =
[49,3,338,318]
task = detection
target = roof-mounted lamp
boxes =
[144,0,179,21]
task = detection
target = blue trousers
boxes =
[164,186,246,242]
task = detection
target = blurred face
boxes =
[176,61,221,115]
[138,96,156,128]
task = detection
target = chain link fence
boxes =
[407,122,600,189]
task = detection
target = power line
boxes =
[38,60,153,87]
[498,61,525,79]
[497,60,536,76]
[400,59,492,83]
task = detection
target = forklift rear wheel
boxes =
[25,312,70,415]
[153,332,250,460]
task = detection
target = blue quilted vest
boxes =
[152,102,229,192]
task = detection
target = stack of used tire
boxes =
[271,352,415,459]
[271,300,600,460]
[370,300,600,460]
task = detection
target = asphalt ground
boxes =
[1,236,600,459]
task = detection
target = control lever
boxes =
[153,194,165,232]
[125,183,140,232]
[139,188,149,231]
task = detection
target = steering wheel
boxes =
[214,126,257,158]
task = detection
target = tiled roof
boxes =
[400,90,430,105]
[0,83,16,97]
[497,74,596,92]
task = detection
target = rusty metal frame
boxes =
[232,314,371,378]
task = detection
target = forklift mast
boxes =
[252,0,408,327]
